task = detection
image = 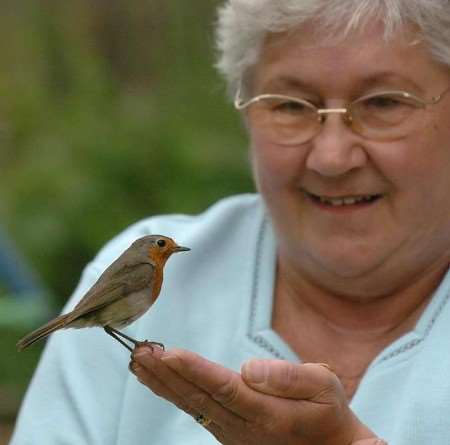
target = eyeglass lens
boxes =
[246,92,426,145]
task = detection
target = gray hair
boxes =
[215,0,450,94]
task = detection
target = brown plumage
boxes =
[17,235,190,352]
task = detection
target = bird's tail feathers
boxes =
[17,313,72,351]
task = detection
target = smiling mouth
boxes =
[304,191,383,207]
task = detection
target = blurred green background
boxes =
[0,0,253,441]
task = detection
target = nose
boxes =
[305,113,368,177]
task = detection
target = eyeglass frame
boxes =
[234,86,450,142]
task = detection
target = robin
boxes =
[17,235,190,352]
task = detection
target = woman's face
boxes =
[248,24,450,293]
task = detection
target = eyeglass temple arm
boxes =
[234,88,283,110]
[431,86,450,103]
[234,87,248,109]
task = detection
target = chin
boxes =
[290,232,389,279]
[321,257,381,279]
[315,241,397,281]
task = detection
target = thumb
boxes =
[241,359,337,400]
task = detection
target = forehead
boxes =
[252,21,449,95]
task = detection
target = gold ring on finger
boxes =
[195,414,212,427]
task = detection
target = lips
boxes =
[304,191,382,207]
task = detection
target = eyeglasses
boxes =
[234,87,450,145]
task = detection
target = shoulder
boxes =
[70,194,264,303]
[142,193,262,236]
[95,194,262,263]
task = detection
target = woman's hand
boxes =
[130,346,383,445]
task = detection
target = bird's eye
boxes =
[157,239,166,248]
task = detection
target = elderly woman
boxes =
[11,0,450,444]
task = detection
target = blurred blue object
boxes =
[0,227,51,328]
[0,228,45,298]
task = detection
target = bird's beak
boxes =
[174,245,190,252]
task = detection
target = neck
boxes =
[275,251,448,337]
[272,254,448,399]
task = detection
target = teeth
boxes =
[316,194,378,206]
[330,198,345,206]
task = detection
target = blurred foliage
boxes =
[0,0,254,310]
[0,0,254,427]
[0,323,43,420]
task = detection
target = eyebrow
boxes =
[258,72,425,96]
[258,76,315,94]
[356,72,425,94]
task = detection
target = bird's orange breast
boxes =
[150,266,163,303]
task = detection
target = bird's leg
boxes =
[104,326,133,352]
[103,326,165,352]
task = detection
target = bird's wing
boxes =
[70,262,155,318]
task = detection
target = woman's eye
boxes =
[364,96,403,109]
[273,100,308,113]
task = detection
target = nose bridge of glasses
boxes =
[317,108,348,115]
[317,107,352,124]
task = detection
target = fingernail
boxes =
[317,362,335,373]
[160,353,181,370]
[128,360,143,375]
[242,359,267,384]
[133,346,153,360]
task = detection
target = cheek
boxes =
[374,123,450,221]
[250,130,307,192]
[414,129,450,188]
[371,121,450,189]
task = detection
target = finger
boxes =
[130,359,187,411]
[129,355,194,414]
[241,359,340,401]
[155,348,274,421]
[130,357,228,442]
[132,346,243,431]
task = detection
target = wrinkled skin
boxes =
[130,346,380,445]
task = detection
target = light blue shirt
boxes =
[10,194,450,444]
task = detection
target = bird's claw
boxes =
[135,340,165,351]
[104,326,164,353]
